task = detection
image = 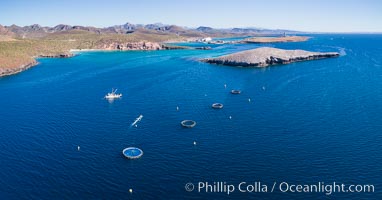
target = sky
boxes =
[1,0,382,32]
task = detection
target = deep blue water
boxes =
[1,34,382,199]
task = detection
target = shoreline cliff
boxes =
[0,53,74,77]
[0,60,38,77]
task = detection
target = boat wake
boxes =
[337,47,347,56]
[321,45,347,56]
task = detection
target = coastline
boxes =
[69,44,191,53]
[0,44,191,78]
[0,37,311,78]
[0,53,74,78]
[0,60,38,77]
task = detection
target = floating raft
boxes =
[231,90,241,94]
[181,120,196,128]
[122,147,143,159]
[212,103,224,109]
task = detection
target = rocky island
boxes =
[202,47,339,67]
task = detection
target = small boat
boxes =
[105,88,122,99]
[131,114,143,127]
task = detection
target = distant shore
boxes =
[69,44,190,53]
[242,36,310,43]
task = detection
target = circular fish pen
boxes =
[231,90,241,94]
[212,103,224,109]
[181,120,196,128]
[122,147,143,159]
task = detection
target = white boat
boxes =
[131,115,143,127]
[105,88,122,99]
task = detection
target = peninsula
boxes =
[242,36,310,43]
[202,47,339,67]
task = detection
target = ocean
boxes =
[0,34,381,199]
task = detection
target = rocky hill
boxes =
[202,47,339,67]
[2,22,206,39]
[0,25,15,41]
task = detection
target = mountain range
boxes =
[0,22,301,39]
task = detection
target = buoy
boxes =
[129,189,133,193]
[77,146,80,151]
[176,106,179,111]
[231,90,241,94]
[193,141,197,145]
[122,147,144,159]
[212,103,223,109]
[229,116,232,119]
[181,120,196,128]
[224,84,227,88]
[248,98,251,102]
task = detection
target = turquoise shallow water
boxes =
[0,34,382,199]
